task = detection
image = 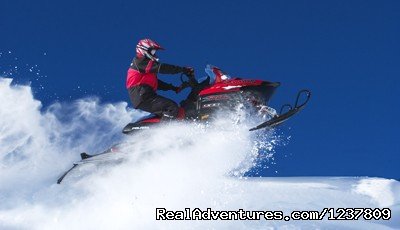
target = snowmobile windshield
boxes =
[205,64,231,84]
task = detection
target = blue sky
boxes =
[1,0,399,179]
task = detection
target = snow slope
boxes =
[0,78,399,229]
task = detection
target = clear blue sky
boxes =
[1,0,399,179]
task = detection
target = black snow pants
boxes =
[128,85,179,118]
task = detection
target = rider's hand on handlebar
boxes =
[183,67,195,78]
[174,85,183,94]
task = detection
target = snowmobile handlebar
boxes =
[180,73,198,90]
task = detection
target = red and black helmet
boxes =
[136,38,164,61]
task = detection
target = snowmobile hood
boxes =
[199,78,280,96]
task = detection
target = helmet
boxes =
[136,38,164,61]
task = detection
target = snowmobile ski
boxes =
[57,145,122,184]
[249,89,311,131]
[57,152,93,184]
[57,164,78,184]
[80,152,93,160]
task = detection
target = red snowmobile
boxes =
[122,64,310,134]
[56,65,310,184]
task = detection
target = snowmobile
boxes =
[56,65,310,184]
[122,64,310,133]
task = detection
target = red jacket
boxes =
[126,57,185,91]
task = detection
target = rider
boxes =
[126,38,194,119]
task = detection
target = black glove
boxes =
[182,67,194,77]
[173,85,182,94]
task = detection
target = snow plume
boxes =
[1,77,399,230]
[0,78,137,206]
[0,77,266,228]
